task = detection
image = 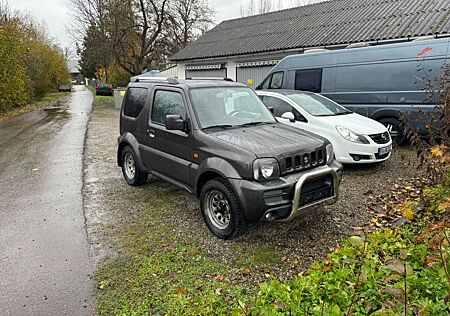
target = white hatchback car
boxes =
[257,90,392,164]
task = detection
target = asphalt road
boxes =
[0,86,93,315]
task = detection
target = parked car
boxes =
[96,82,113,96]
[257,37,450,144]
[58,84,71,92]
[117,77,343,239]
[257,90,392,164]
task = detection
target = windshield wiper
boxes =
[240,121,273,127]
[202,124,234,131]
[334,111,353,116]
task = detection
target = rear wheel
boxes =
[121,146,148,186]
[380,117,406,145]
[200,179,246,239]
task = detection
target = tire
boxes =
[121,146,148,186]
[200,179,246,239]
[380,117,406,145]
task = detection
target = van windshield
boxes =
[190,87,276,129]
[288,93,352,116]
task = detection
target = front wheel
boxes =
[200,179,246,239]
[380,117,406,145]
[121,146,148,186]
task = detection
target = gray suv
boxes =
[117,78,343,239]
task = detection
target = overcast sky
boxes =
[8,0,285,52]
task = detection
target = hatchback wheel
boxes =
[200,179,246,239]
[121,146,148,186]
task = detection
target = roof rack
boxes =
[132,77,179,84]
[186,77,234,82]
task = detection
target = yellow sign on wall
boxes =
[246,79,253,86]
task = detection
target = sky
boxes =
[7,0,287,52]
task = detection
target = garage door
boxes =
[237,66,273,89]
[185,68,227,79]
[237,64,277,89]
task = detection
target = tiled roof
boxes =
[171,0,450,61]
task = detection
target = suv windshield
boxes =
[287,93,352,116]
[190,87,276,129]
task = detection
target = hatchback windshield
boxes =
[288,93,352,116]
[190,87,276,129]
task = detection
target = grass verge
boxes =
[0,92,68,121]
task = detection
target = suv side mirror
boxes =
[281,112,296,122]
[166,115,186,131]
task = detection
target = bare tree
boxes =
[165,0,214,51]
[109,0,168,75]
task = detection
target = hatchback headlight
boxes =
[253,158,280,181]
[326,144,334,164]
[336,126,369,144]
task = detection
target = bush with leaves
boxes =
[0,21,28,111]
[0,3,70,113]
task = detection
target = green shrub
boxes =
[0,22,27,112]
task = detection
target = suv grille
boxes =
[369,132,390,144]
[282,148,326,175]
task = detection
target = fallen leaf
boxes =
[323,257,332,264]
[215,288,222,295]
[176,287,185,294]
[402,208,415,221]
[215,274,224,281]
[241,268,252,276]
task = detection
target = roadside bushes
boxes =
[0,6,70,113]
[0,21,28,111]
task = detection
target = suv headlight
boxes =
[336,126,369,144]
[326,144,334,164]
[253,158,280,181]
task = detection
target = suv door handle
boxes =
[147,129,155,138]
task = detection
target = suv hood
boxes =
[207,123,326,159]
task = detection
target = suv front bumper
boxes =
[228,160,343,222]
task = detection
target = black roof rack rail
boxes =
[186,77,234,82]
[132,77,179,84]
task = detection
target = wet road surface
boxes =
[0,86,93,315]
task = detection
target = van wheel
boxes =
[121,146,148,186]
[380,118,406,145]
[200,179,246,239]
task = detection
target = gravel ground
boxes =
[83,101,420,281]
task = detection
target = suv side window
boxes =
[262,96,306,121]
[123,87,147,118]
[295,69,322,93]
[151,90,186,126]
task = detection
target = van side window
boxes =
[295,69,322,93]
[123,87,147,118]
[270,72,284,89]
[262,96,306,121]
[151,90,186,126]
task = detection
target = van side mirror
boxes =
[281,112,296,122]
[166,115,186,131]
